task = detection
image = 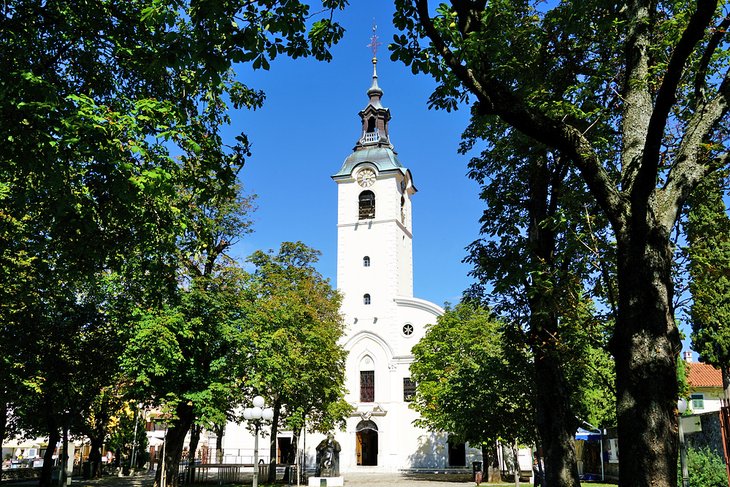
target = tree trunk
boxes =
[267,403,281,484]
[215,424,224,463]
[482,443,500,483]
[614,232,680,487]
[531,309,580,483]
[59,426,68,487]
[154,403,194,487]
[480,444,487,482]
[526,154,580,487]
[186,423,200,484]
[39,422,60,487]
[88,435,103,479]
[512,443,520,487]
[188,424,200,464]
[292,430,300,484]
[532,336,580,487]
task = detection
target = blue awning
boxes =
[575,428,601,441]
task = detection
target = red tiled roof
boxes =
[687,362,723,388]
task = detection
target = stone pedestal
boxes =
[308,476,344,487]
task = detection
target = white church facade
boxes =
[324,56,447,472]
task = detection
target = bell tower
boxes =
[331,54,416,329]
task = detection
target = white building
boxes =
[685,353,724,413]
[323,56,446,472]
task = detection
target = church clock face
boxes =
[357,168,376,187]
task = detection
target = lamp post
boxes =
[130,404,140,474]
[678,398,690,487]
[243,396,274,487]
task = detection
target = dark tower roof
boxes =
[353,57,392,151]
[333,57,411,180]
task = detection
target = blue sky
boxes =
[224,1,703,356]
[229,3,483,307]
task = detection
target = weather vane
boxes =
[367,20,381,58]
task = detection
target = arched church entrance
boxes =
[355,420,378,466]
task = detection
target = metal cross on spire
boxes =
[367,21,381,59]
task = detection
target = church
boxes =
[222,54,476,474]
[323,55,447,472]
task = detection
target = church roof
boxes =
[332,147,406,178]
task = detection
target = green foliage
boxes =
[410,301,534,447]
[462,118,616,477]
[677,355,690,399]
[106,402,149,468]
[391,0,730,483]
[686,171,730,373]
[243,242,350,434]
[1,2,347,476]
[122,266,251,427]
[680,446,728,487]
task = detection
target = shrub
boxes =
[679,446,727,487]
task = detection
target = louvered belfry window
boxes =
[360,370,375,402]
[359,191,375,220]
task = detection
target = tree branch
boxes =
[694,13,730,103]
[620,0,654,195]
[414,0,628,232]
[637,0,719,206]
[414,0,492,110]
[659,73,730,230]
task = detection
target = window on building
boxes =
[403,378,416,402]
[402,323,414,336]
[363,294,371,305]
[360,371,375,402]
[363,256,370,267]
[691,393,705,410]
[366,116,376,133]
[359,191,375,220]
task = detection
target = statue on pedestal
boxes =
[315,433,341,477]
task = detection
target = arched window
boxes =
[363,293,371,305]
[366,116,376,133]
[359,191,375,220]
[363,256,370,267]
[360,356,375,404]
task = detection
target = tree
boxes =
[123,266,251,487]
[2,1,345,485]
[105,402,149,472]
[122,184,256,487]
[686,171,730,397]
[464,124,617,485]
[391,2,730,485]
[242,242,349,483]
[5,272,128,487]
[80,384,128,479]
[410,302,533,481]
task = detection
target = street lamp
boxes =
[677,398,690,487]
[243,396,274,487]
[130,403,142,474]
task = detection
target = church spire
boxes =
[366,24,383,108]
[367,57,383,108]
[356,22,392,151]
